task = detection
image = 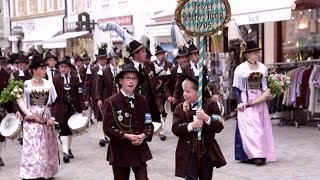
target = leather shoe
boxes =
[253,158,265,166]
[159,134,167,141]
[63,153,70,163]
[68,149,74,159]
[0,157,4,166]
[99,139,106,147]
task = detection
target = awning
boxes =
[42,31,89,49]
[229,0,296,25]
[23,28,59,43]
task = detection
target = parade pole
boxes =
[197,35,204,140]
[174,0,231,140]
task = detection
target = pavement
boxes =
[0,113,320,180]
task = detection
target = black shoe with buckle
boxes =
[99,139,106,147]
[63,153,70,163]
[159,134,167,141]
[0,157,4,166]
[68,149,74,159]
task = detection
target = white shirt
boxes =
[190,62,199,76]
[120,89,135,108]
[46,67,57,82]
[132,59,143,71]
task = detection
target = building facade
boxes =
[8,0,65,53]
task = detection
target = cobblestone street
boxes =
[1,114,320,180]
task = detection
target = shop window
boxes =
[281,8,320,62]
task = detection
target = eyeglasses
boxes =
[122,76,138,82]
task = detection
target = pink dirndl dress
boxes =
[233,62,276,162]
[20,79,59,179]
[237,89,276,162]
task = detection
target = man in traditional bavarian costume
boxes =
[164,48,188,113]
[102,62,154,180]
[84,45,109,147]
[126,40,161,128]
[52,56,86,163]
[174,41,211,102]
[96,50,120,109]
[0,53,22,167]
[152,45,173,141]
[44,50,59,82]
[12,52,32,81]
[79,53,91,83]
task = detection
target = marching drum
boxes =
[0,114,22,140]
[68,113,91,136]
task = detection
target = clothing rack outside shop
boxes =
[266,59,320,130]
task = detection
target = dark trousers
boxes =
[112,163,149,180]
[185,152,214,180]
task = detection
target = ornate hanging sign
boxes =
[175,0,231,36]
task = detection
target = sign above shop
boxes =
[175,0,231,36]
[98,15,133,26]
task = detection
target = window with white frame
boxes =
[71,0,76,13]
[46,0,54,11]
[38,0,44,13]
[87,0,92,10]
[57,0,64,10]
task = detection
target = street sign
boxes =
[175,0,231,36]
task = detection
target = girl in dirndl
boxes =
[20,54,59,179]
[233,41,276,166]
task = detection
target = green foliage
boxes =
[0,79,24,104]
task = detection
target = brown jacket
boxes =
[130,60,161,123]
[164,65,184,100]
[52,73,85,123]
[12,69,32,82]
[172,98,226,178]
[103,92,153,166]
[96,65,117,101]
[79,65,88,83]
[83,65,100,105]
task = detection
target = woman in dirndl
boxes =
[20,54,59,179]
[232,41,276,166]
